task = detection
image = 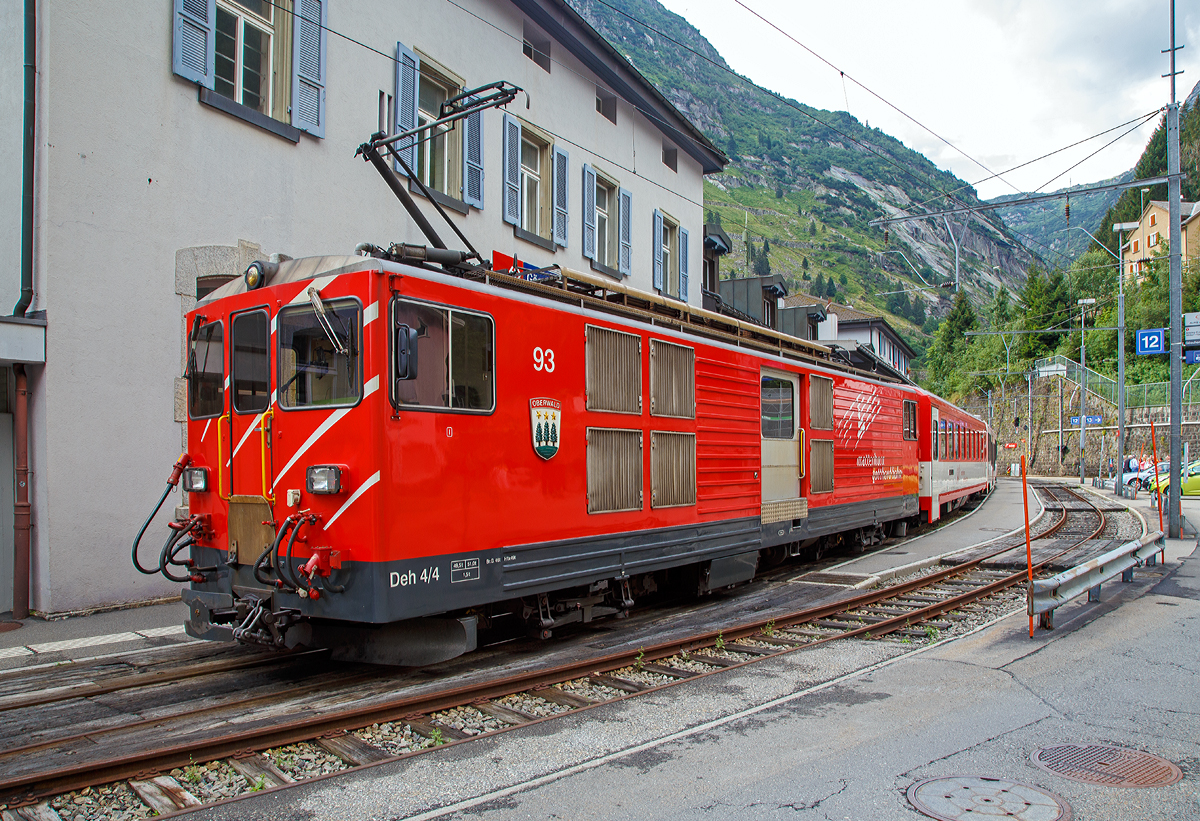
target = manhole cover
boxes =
[0,621,20,634]
[908,776,1071,821]
[1032,744,1182,788]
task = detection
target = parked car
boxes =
[1150,461,1200,496]
[1139,461,1173,490]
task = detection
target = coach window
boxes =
[392,298,494,412]
[902,400,917,441]
[188,319,224,419]
[277,298,362,409]
[761,377,793,438]
[232,310,270,413]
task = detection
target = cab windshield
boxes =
[277,298,362,409]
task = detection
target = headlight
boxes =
[182,467,208,492]
[306,465,345,494]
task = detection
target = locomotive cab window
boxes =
[760,376,793,439]
[188,319,224,419]
[277,297,362,409]
[392,298,494,412]
[232,310,270,413]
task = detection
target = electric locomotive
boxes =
[133,127,990,666]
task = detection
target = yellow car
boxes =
[1150,461,1200,496]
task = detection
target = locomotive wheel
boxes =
[759,545,788,568]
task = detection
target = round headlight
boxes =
[245,261,266,290]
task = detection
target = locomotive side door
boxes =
[226,308,275,565]
[760,370,806,544]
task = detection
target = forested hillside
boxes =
[569,0,1041,357]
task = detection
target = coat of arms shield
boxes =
[530,398,561,460]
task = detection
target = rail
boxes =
[1027,530,1164,630]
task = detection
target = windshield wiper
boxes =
[308,287,348,357]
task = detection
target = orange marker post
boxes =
[1022,454,1034,638]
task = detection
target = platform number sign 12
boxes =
[1136,328,1165,356]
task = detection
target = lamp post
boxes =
[1140,187,1150,218]
[1068,223,1137,496]
[1078,297,1096,484]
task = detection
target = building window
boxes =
[595,178,617,267]
[662,216,678,294]
[174,0,327,137]
[1133,239,1139,253]
[662,141,678,172]
[1150,213,1157,227]
[415,66,462,197]
[596,89,617,124]
[763,295,776,327]
[215,1,274,115]
[1149,232,1159,247]
[521,136,545,236]
[522,21,551,72]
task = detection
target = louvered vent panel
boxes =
[651,431,696,508]
[650,340,695,418]
[810,439,834,493]
[587,428,643,513]
[810,375,834,430]
[586,326,641,413]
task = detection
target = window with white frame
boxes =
[582,164,630,274]
[652,209,688,301]
[521,136,545,236]
[504,115,568,247]
[415,65,462,197]
[174,0,327,137]
[215,1,273,115]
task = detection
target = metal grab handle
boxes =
[260,408,275,503]
[798,428,806,478]
[216,414,230,501]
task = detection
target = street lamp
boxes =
[1067,223,1138,496]
[1078,297,1096,485]
[1140,187,1150,218]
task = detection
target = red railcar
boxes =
[154,253,986,665]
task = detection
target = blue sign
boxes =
[1069,416,1103,426]
[1187,350,1200,365]
[1137,328,1166,355]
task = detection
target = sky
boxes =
[655,0,1200,201]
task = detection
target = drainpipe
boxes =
[13,366,29,620]
[15,0,36,317]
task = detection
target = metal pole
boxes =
[1080,304,1087,485]
[1058,376,1064,462]
[1117,235,1127,498]
[1167,0,1183,538]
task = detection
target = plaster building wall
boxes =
[0,4,23,307]
[26,0,714,612]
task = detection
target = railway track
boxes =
[0,484,1137,819]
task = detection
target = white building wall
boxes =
[28,0,711,612]
[0,5,23,309]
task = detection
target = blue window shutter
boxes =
[291,0,327,137]
[618,188,632,276]
[652,210,664,291]
[582,164,597,260]
[394,43,419,175]
[552,146,569,247]
[462,101,484,208]
[503,114,521,226]
[679,227,689,303]
[173,0,215,88]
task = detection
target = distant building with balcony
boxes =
[1122,200,1200,277]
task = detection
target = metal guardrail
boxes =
[1027,530,1165,630]
[1032,353,1200,410]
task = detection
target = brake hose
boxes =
[256,518,296,589]
[132,454,191,576]
[281,516,309,593]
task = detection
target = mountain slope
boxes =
[568,0,1041,344]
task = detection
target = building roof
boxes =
[784,291,916,358]
[516,0,727,174]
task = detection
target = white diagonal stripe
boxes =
[232,413,263,459]
[272,376,378,491]
[201,418,211,443]
[364,301,379,326]
[324,470,381,529]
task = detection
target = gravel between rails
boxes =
[169,760,253,803]
[50,783,151,821]
[264,742,347,780]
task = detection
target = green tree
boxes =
[839,272,848,286]
[815,272,826,294]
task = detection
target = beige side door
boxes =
[761,369,801,503]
